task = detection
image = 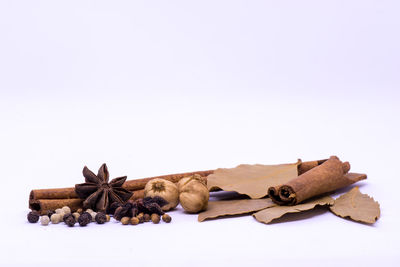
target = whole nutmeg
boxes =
[179,175,209,213]
[144,178,179,211]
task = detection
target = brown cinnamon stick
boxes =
[30,199,83,215]
[122,170,215,191]
[29,169,215,203]
[30,189,145,214]
[268,156,366,205]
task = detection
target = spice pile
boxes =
[27,206,111,227]
[27,156,380,227]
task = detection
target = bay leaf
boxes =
[330,187,380,224]
[207,160,301,199]
[253,195,334,224]
[198,198,276,222]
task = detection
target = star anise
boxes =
[75,164,133,212]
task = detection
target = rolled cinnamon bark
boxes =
[269,156,366,205]
[29,169,215,203]
[123,170,215,191]
[30,199,83,215]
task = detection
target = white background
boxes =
[0,1,399,266]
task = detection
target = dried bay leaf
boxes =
[198,198,276,222]
[207,160,301,199]
[253,195,334,224]
[330,187,380,224]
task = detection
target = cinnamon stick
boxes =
[30,199,83,215]
[29,169,215,203]
[30,189,145,214]
[268,156,366,205]
[122,170,215,191]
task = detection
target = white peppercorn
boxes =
[50,213,62,224]
[90,212,97,222]
[55,208,63,214]
[40,215,50,226]
[72,212,80,221]
[61,206,71,214]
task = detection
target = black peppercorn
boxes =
[63,214,76,227]
[95,212,107,224]
[78,212,92,226]
[27,211,40,223]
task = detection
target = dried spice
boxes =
[78,212,91,226]
[63,214,76,227]
[121,217,130,225]
[269,156,366,205]
[162,214,171,223]
[151,214,160,224]
[179,175,209,213]
[207,160,301,199]
[113,201,138,221]
[330,187,380,224]
[95,212,107,224]
[75,164,133,212]
[27,211,40,223]
[143,196,169,209]
[47,210,55,219]
[107,202,122,215]
[253,195,334,224]
[50,213,62,224]
[40,216,50,226]
[198,198,276,222]
[144,214,151,222]
[130,217,140,225]
[144,179,179,211]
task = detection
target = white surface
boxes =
[0,1,399,266]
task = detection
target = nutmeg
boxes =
[144,178,179,211]
[179,175,209,213]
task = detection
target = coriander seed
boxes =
[27,211,40,223]
[130,217,139,225]
[40,215,50,226]
[151,214,160,224]
[144,214,151,222]
[76,208,83,214]
[121,217,130,225]
[137,213,144,223]
[162,214,171,223]
[105,215,111,222]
